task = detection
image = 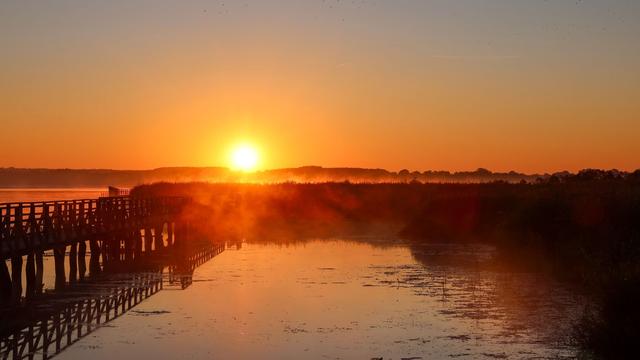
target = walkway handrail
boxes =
[0,196,190,259]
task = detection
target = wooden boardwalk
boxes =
[0,196,192,305]
[0,242,227,360]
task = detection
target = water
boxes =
[0,188,104,203]
[1,191,582,359]
[57,240,579,359]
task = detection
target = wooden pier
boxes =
[0,196,192,304]
[0,242,227,360]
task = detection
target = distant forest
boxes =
[1,166,637,188]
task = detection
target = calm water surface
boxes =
[2,190,581,359]
[55,240,580,359]
[0,188,103,203]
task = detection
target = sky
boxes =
[1,0,639,173]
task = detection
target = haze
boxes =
[1,0,639,172]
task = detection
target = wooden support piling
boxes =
[154,224,164,251]
[0,260,11,304]
[0,195,189,304]
[101,239,110,266]
[69,243,78,283]
[167,222,174,247]
[54,246,66,290]
[100,240,110,271]
[35,251,44,294]
[124,233,134,262]
[10,256,23,303]
[78,240,87,280]
[134,230,143,259]
[110,236,120,264]
[25,252,36,298]
[89,239,101,275]
[144,227,153,254]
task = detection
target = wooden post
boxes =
[78,240,87,280]
[167,222,174,247]
[54,246,66,290]
[124,232,134,262]
[11,255,23,303]
[89,239,101,275]
[101,238,109,264]
[0,260,11,304]
[154,224,165,251]
[25,252,36,298]
[110,236,120,264]
[69,242,78,283]
[173,222,182,251]
[41,319,49,358]
[134,229,143,259]
[100,239,109,271]
[144,227,153,254]
[35,251,44,294]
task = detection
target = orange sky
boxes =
[1,1,639,173]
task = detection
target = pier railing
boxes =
[0,196,189,259]
[0,272,164,360]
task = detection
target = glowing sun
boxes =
[230,144,259,171]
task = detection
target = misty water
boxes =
[0,188,104,203]
[1,190,582,359]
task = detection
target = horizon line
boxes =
[1,165,637,176]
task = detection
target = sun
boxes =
[230,144,259,171]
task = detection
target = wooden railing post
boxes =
[14,206,24,253]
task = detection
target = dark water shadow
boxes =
[0,242,227,359]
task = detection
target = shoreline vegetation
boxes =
[132,168,640,358]
[0,166,581,188]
